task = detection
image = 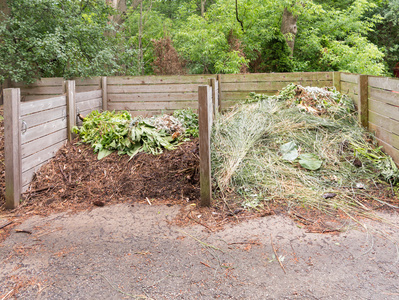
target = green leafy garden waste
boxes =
[73,108,199,160]
[211,84,399,216]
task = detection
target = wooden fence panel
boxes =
[107,74,216,115]
[340,73,360,108]
[367,76,399,164]
[19,96,68,191]
[220,72,333,109]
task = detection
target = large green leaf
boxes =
[280,141,299,162]
[299,153,322,171]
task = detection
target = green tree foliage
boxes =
[0,0,390,81]
[367,0,399,75]
[0,0,119,83]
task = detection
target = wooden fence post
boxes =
[198,85,213,207]
[102,76,108,111]
[208,78,219,117]
[217,74,222,112]
[4,88,22,209]
[358,74,369,128]
[65,80,76,142]
[333,72,341,92]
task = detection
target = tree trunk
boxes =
[201,0,206,18]
[106,0,127,24]
[281,8,298,56]
[0,0,10,22]
[138,1,144,75]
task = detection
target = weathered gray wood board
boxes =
[368,76,399,164]
[20,95,68,191]
[336,73,361,108]
[4,89,22,209]
[220,72,333,109]
[198,85,212,207]
[11,77,101,101]
[107,74,215,116]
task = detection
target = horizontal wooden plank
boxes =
[21,106,66,128]
[20,86,63,95]
[107,74,216,85]
[20,96,66,116]
[20,94,63,102]
[220,72,333,83]
[368,122,399,151]
[22,142,66,186]
[76,90,102,102]
[21,118,67,144]
[373,136,399,165]
[221,91,277,101]
[77,98,102,113]
[341,73,360,84]
[107,101,198,111]
[12,78,64,88]
[369,111,399,134]
[221,81,332,93]
[369,99,399,121]
[108,84,202,94]
[108,92,198,102]
[341,81,359,95]
[73,77,101,86]
[368,76,399,92]
[22,140,66,173]
[75,86,101,93]
[369,87,399,107]
[22,129,67,159]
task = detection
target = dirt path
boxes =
[1,203,399,299]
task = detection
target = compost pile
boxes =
[212,84,399,223]
[0,109,201,215]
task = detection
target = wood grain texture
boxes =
[21,118,67,144]
[76,90,102,102]
[107,101,198,111]
[369,122,399,150]
[76,98,102,113]
[4,88,22,208]
[102,76,107,111]
[108,83,200,94]
[369,87,399,106]
[341,73,360,84]
[107,74,216,85]
[21,106,66,129]
[358,75,368,128]
[22,140,66,173]
[198,85,212,207]
[108,92,198,102]
[368,76,399,92]
[66,80,76,142]
[369,111,399,134]
[20,95,66,116]
[21,129,67,159]
[333,72,341,92]
[369,99,399,121]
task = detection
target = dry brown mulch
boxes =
[0,106,4,207]
[18,139,200,213]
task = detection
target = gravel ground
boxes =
[1,203,399,299]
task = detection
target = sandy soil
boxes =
[1,203,399,299]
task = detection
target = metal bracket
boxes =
[21,120,28,134]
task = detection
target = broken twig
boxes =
[0,220,12,230]
[270,234,286,274]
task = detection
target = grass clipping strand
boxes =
[211,84,399,216]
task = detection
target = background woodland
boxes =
[0,0,398,84]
